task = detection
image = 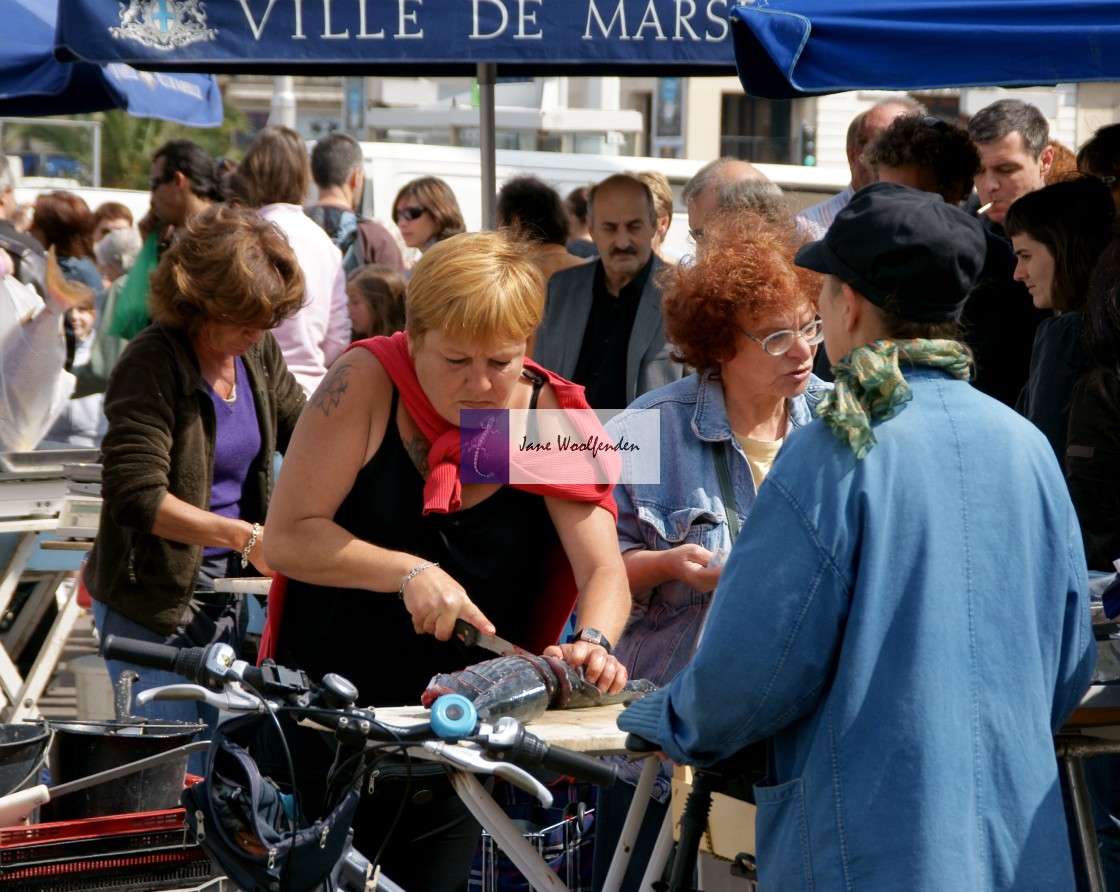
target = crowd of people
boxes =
[4,92,1120,891]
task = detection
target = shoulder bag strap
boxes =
[712,440,740,544]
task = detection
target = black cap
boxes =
[795,182,987,322]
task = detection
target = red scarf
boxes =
[260,332,617,660]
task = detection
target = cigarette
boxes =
[977,202,993,216]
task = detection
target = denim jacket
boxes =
[606,371,830,798]
[619,370,1094,889]
[607,371,831,685]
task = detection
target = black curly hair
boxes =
[864,115,979,205]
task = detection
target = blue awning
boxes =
[1,0,221,125]
[51,0,740,226]
[54,0,737,77]
[729,0,1120,100]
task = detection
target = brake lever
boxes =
[138,682,265,713]
[419,740,554,808]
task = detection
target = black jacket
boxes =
[84,324,305,635]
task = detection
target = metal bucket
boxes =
[0,722,51,796]
[45,719,204,820]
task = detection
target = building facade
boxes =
[225,74,1120,172]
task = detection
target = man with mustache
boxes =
[534,173,683,411]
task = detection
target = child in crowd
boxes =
[346,263,406,341]
[41,290,107,448]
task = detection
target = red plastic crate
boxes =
[0,789,221,891]
[0,806,186,849]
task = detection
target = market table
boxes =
[1057,601,1120,892]
[375,702,652,891]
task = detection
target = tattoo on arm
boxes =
[405,435,430,478]
[311,362,352,417]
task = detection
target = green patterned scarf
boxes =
[816,339,972,458]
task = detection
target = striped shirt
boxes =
[796,184,855,236]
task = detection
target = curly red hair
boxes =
[661,212,821,372]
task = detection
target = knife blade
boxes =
[453,619,532,656]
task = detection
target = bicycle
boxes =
[97,634,619,892]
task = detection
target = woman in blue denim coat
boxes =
[619,183,1095,890]
[594,211,831,887]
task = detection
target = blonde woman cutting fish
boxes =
[262,230,630,892]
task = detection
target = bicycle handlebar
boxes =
[105,635,316,702]
[104,635,207,682]
[486,716,617,788]
[102,635,617,791]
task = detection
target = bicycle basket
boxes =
[181,711,361,892]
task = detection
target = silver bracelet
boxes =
[241,522,262,570]
[398,561,439,600]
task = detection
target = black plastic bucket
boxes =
[0,722,51,796]
[45,719,204,820]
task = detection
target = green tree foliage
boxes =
[3,99,248,189]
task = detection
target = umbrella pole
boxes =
[478,63,497,231]
[91,120,101,188]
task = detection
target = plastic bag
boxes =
[0,276,74,451]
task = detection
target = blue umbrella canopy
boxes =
[1,0,221,125]
[53,0,736,76]
[729,0,1120,99]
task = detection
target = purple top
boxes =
[203,357,260,557]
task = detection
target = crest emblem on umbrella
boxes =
[111,0,217,49]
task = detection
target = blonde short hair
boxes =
[629,169,674,221]
[406,232,544,348]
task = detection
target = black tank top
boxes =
[277,373,560,706]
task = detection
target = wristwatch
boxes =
[573,627,612,655]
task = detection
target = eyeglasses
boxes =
[741,318,825,356]
[149,171,176,192]
[393,206,427,223]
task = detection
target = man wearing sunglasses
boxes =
[148,140,223,243]
[129,139,222,325]
[71,140,223,394]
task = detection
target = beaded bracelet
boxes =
[398,562,439,599]
[241,522,262,570]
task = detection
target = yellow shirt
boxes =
[734,433,784,491]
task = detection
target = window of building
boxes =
[720,95,793,164]
[910,93,962,125]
